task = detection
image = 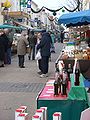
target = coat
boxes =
[0,34,9,61]
[17,35,29,55]
[28,34,37,47]
[37,32,52,57]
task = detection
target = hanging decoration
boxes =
[62,9,65,13]
[30,0,80,15]
[31,7,44,13]
[53,12,56,16]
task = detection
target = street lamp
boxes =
[3,7,8,23]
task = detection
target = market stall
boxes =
[57,9,90,79]
[37,75,89,120]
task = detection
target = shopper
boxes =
[0,29,9,65]
[17,31,29,68]
[37,31,52,78]
[4,29,14,64]
[28,31,37,60]
[36,32,42,74]
[60,30,64,43]
[0,30,6,67]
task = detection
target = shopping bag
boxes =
[35,50,41,60]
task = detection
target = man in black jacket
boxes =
[28,31,37,60]
[37,31,52,78]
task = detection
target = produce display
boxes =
[61,42,90,60]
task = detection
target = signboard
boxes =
[27,0,31,12]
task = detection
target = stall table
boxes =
[37,75,89,120]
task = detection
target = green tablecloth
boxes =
[68,74,88,101]
[37,74,89,120]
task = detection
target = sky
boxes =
[33,0,68,17]
[33,0,66,9]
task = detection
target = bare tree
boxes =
[63,0,82,11]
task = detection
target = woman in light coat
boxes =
[17,31,29,68]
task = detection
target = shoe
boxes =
[28,56,31,60]
[20,66,25,68]
[40,74,48,78]
[37,71,42,75]
[0,64,4,67]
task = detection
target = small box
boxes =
[35,109,44,120]
[32,115,41,120]
[15,108,25,120]
[40,107,47,120]
[17,113,29,120]
[53,112,62,120]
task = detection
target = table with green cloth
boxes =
[37,75,89,120]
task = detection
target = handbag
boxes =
[35,50,41,60]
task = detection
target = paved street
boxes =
[0,42,90,120]
[0,43,64,120]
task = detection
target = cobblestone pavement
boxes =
[0,43,64,120]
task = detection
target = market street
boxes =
[0,42,64,120]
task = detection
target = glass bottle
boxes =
[54,80,59,96]
[74,62,80,86]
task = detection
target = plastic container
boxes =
[17,113,29,120]
[35,109,44,120]
[53,112,62,120]
[40,107,47,120]
[32,115,41,120]
[15,108,25,120]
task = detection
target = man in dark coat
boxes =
[0,30,9,67]
[37,32,52,77]
[28,31,37,60]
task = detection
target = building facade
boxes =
[0,0,54,30]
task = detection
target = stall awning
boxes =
[13,21,34,30]
[0,24,25,29]
[58,9,90,27]
[1,11,31,19]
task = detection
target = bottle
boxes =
[61,71,67,95]
[54,80,59,96]
[61,80,67,95]
[67,64,73,81]
[57,76,62,93]
[74,62,80,86]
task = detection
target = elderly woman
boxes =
[17,31,29,68]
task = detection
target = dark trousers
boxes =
[38,59,42,71]
[18,55,24,67]
[7,48,11,64]
[28,45,35,60]
[41,56,49,74]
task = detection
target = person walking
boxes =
[36,32,42,74]
[60,30,64,43]
[0,29,9,65]
[0,30,7,67]
[6,29,14,64]
[50,31,55,53]
[28,31,37,60]
[17,31,29,68]
[37,31,52,78]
